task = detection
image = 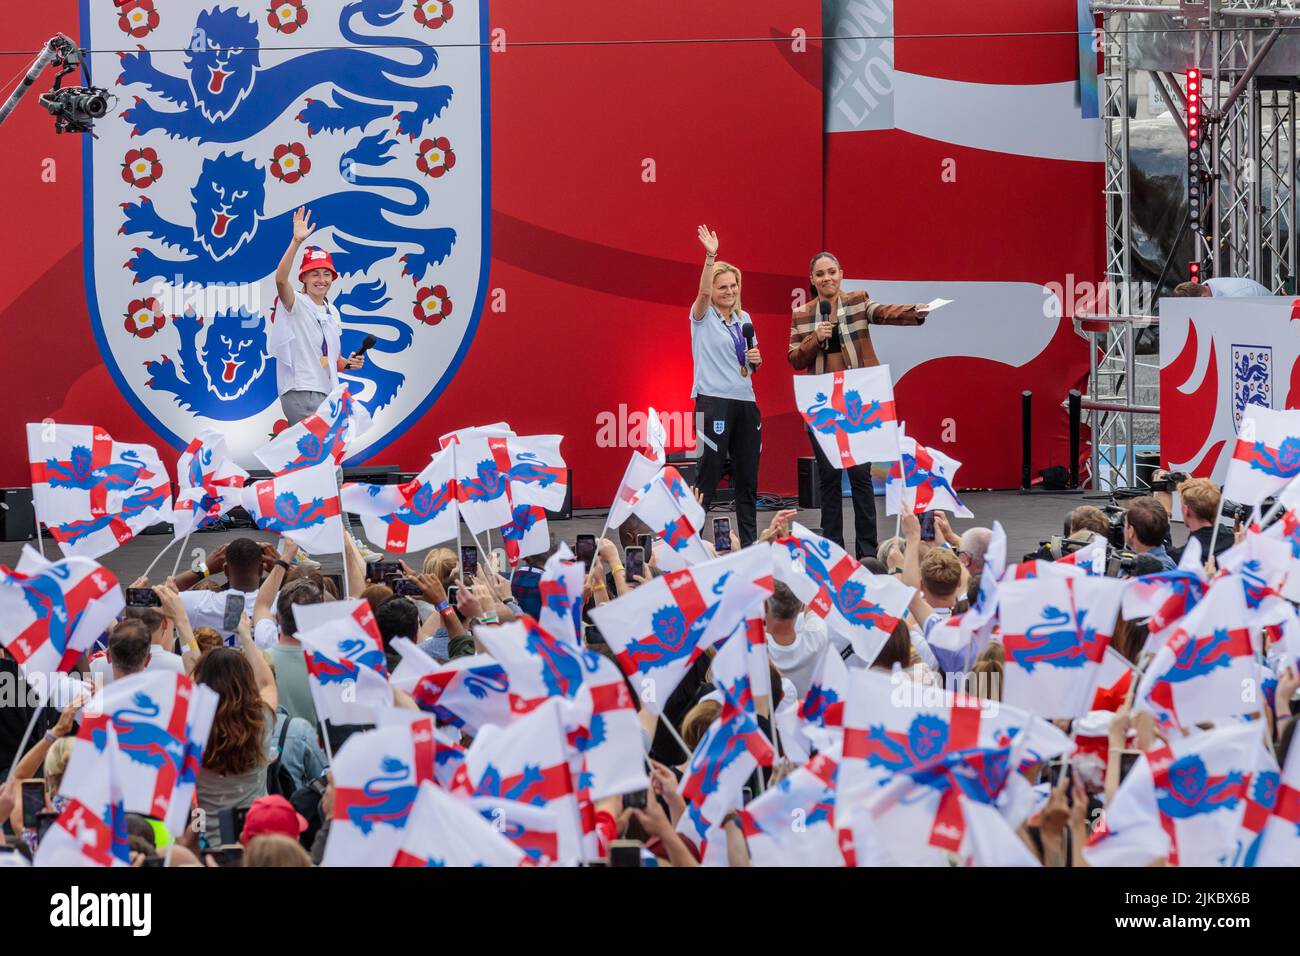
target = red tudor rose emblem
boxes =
[415,137,455,178]
[270,143,312,184]
[117,0,160,38]
[413,286,453,325]
[412,0,453,28]
[124,297,166,339]
[268,0,309,34]
[121,147,163,188]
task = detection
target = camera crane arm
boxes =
[0,34,111,135]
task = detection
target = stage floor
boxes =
[1,488,1174,584]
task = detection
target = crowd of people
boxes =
[1,463,1292,868]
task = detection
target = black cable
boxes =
[6,23,1300,58]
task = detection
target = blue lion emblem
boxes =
[91,693,185,774]
[307,637,388,685]
[619,574,731,673]
[505,453,564,490]
[687,724,752,800]
[476,763,550,806]
[860,714,950,776]
[501,504,542,543]
[523,618,585,699]
[8,565,78,661]
[1241,771,1282,866]
[1003,605,1101,672]
[458,460,509,503]
[118,1,452,143]
[835,579,893,631]
[42,446,149,492]
[1164,629,1240,683]
[798,684,840,726]
[347,756,417,834]
[1238,437,1300,479]
[1156,755,1244,820]
[53,482,170,546]
[254,492,329,533]
[803,389,890,435]
[388,478,456,528]
[143,308,277,420]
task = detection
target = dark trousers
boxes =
[807,427,878,560]
[694,394,762,546]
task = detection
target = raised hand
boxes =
[292,206,315,243]
[697,224,718,257]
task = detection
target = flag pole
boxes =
[170,529,194,579]
[34,518,46,560]
[141,534,182,581]
[656,710,692,763]
[1204,496,1227,564]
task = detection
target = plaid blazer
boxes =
[787,290,925,372]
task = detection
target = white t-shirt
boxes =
[268,291,341,395]
[1204,276,1271,298]
[91,645,186,686]
[179,588,259,646]
[766,612,829,700]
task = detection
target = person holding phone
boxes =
[689,225,762,547]
[788,252,930,559]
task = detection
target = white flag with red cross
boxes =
[343,447,457,554]
[794,365,901,468]
[26,422,172,559]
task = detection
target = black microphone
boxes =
[742,322,755,372]
[818,299,832,351]
[351,334,378,359]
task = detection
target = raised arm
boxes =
[691,225,718,321]
[864,293,928,327]
[274,206,315,313]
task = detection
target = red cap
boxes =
[298,245,338,281]
[240,794,308,846]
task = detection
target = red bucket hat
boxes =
[298,245,338,281]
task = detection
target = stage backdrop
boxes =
[0,0,1100,507]
[1159,295,1300,484]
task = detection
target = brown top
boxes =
[787,290,926,373]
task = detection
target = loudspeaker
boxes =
[545,469,573,521]
[797,457,821,511]
[0,488,35,542]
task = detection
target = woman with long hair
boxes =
[194,614,278,846]
[787,252,930,559]
[688,225,763,547]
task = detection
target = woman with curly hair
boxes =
[194,614,278,847]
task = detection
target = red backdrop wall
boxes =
[0,1,1098,507]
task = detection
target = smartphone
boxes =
[622,790,647,810]
[368,560,400,584]
[575,534,596,571]
[918,511,936,542]
[713,517,733,553]
[459,545,479,579]
[218,806,249,847]
[204,846,244,868]
[608,840,643,868]
[388,577,423,598]
[35,810,58,844]
[21,779,44,829]
[221,592,245,633]
[637,533,653,556]
[584,624,606,646]
[624,546,645,583]
[125,587,161,608]
[491,548,508,574]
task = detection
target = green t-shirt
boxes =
[268,642,318,730]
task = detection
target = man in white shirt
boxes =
[90,611,184,686]
[764,582,829,700]
[173,538,269,646]
[1173,277,1272,298]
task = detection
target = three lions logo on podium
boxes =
[84,0,488,466]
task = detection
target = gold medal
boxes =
[320,355,329,368]
[740,367,749,378]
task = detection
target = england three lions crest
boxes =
[84,0,487,463]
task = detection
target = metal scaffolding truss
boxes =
[1089,0,1300,491]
